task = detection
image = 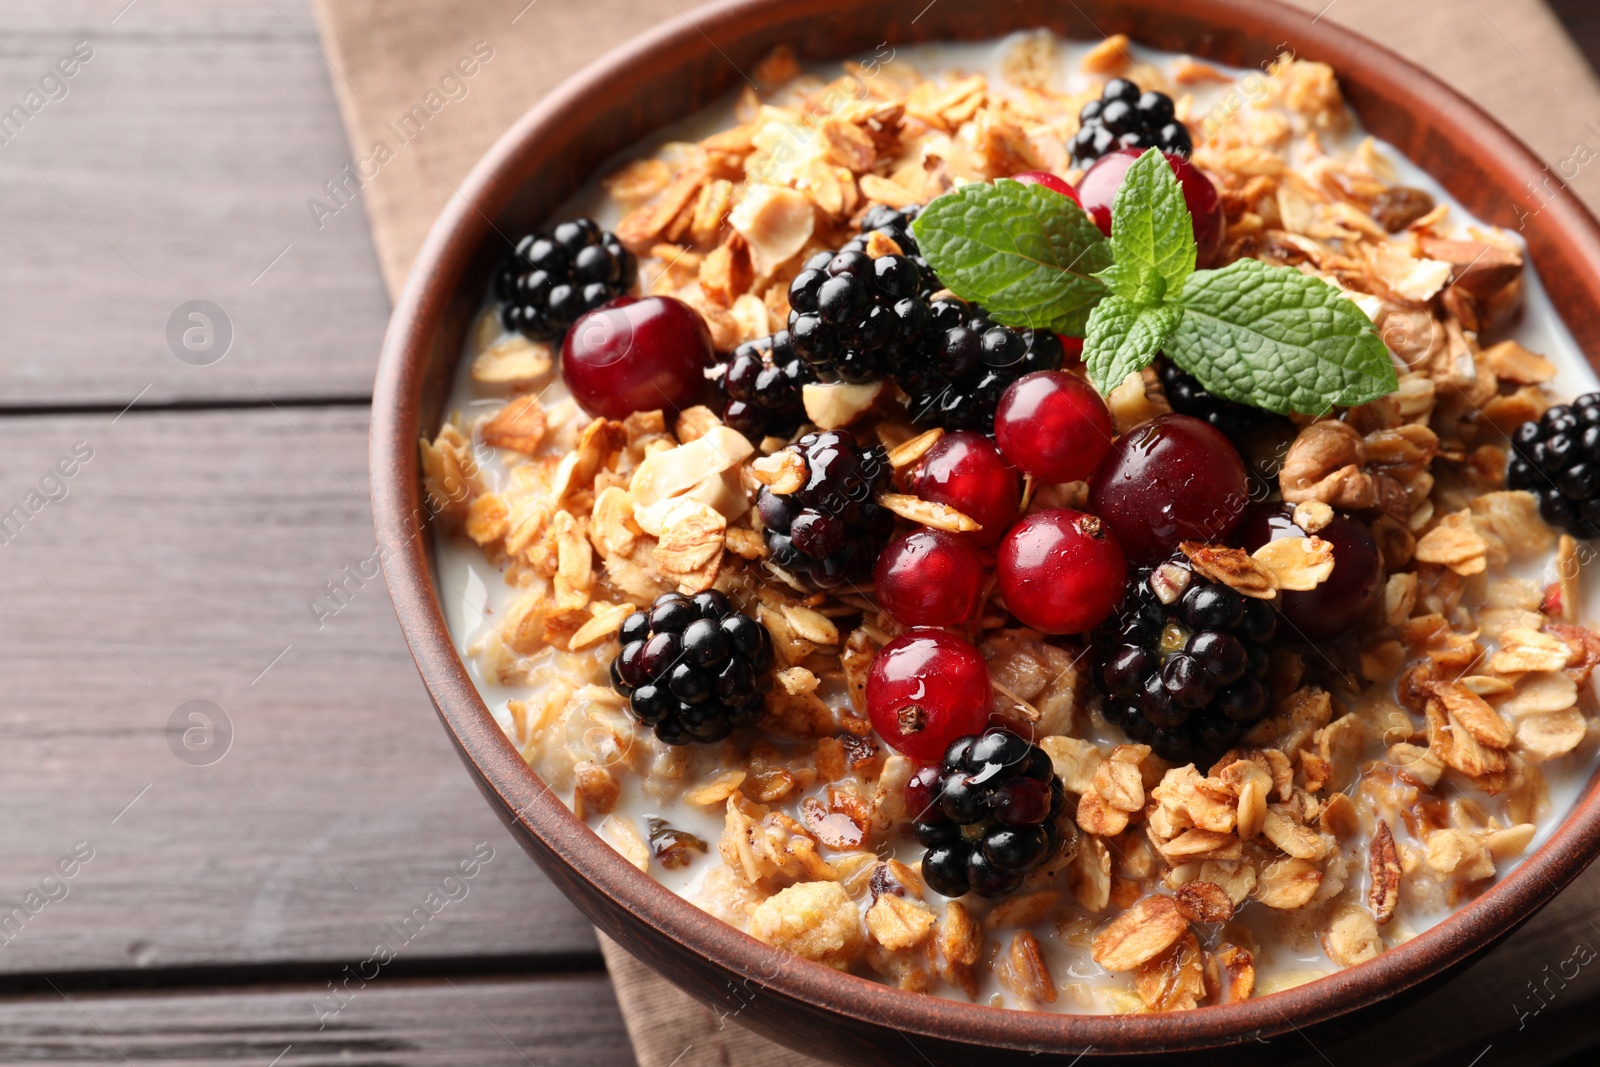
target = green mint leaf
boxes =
[1105,148,1195,297]
[1096,260,1167,308]
[913,180,1111,335]
[1083,295,1182,395]
[1167,259,1397,414]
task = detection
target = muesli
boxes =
[426,33,1600,1013]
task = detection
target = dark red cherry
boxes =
[1076,148,1226,268]
[1237,504,1383,641]
[912,431,1021,547]
[561,295,712,420]
[997,509,1127,634]
[874,528,985,627]
[994,371,1115,483]
[867,628,992,762]
[1088,413,1249,564]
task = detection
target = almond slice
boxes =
[878,493,981,532]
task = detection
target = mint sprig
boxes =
[911,150,1397,415]
[912,180,1111,335]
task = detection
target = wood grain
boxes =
[0,974,633,1066]
[0,405,595,975]
[0,0,391,408]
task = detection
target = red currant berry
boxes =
[1076,148,1226,268]
[1238,504,1383,641]
[867,628,992,762]
[994,371,1115,483]
[1088,413,1248,564]
[561,295,712,420]
[1058,335,1084,361]
[1008,170,1082,206]
[874,528,984,627]
[913,431,1020,547]
[997,509,1126,634]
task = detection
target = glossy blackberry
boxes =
[909,729,1068,899]
[1090,555,1277,764]
[844,204,939,298]
[757,430,894,590]
[610,591,773,745]
[898,299,1067,432]
[786,247,937,384]
[494,218,637,341]
[714,330,816,441]
[1507,394,1600,539]
[1070,78,1192,168]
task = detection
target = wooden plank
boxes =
[0,406,594,974]
[0,0,391,407]
[0,974,634,1066]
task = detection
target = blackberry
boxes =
[1507,394,1600,538]
[757,430,894,590]
[786,248,937,384]
[844,204,939,298]
[610,591,773,746]
[1070,78,1192,168]
[714,330,815,441]
[494,218,637,341]
[1090,555,1277,764]
[909,729,1068,899]
[898,299,1066,432]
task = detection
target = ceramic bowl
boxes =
[372,0,1600,1060]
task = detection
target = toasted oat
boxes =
[1068,834,1112,912]
[878,492,982,533]
[1252,535,1335,591]
[1414,509,1488,576]
[630,427,754,505]
[685,770,748,807]
[748,881,864,969]
[887,427,945,471]
[1092,758,1144,813]
[653,499,727,593]
[1490,627,1572,674]
[1091,894,1190,972]
[1174,880,1235,924]
[1076,788,1130,838]
[729,184,815,276]
[936,901,983,998]
[1516,707,1588,760]
[866,893,937,952]
[782,604,841,646]
[1080,34,1131,74]
[1135,933,1206,1012]
[1180,542,1279,599]
[997,930,1058,1005]
[1253,858,1322,909]
[1431,681,1513,749]
[569,602,637,652]
[599,815,651,872]
[471,335,554,384]
[1323,904,1383,967]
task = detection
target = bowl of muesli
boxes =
[372,0,1600,1060]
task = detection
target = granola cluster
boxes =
[427,33,1600,1015]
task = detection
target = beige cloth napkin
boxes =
[310,0,1600,1062]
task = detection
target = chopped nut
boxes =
[803,381,886,430]
[887,427,944,471]
[750,450,807,494]
[482,395,548,454]
[1368,820,1401,924]
[1322,904,1383,967]
[1292,500,1334,533]
[1179,542,1279,599]
[748,881,864,970]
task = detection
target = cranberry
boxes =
[1008,170,1082,206]
[874,528,985,627]
[1088,414,1248,564]
[994,371,1115,483]
[1076,148,1226,268]
[913,431,1021,547]
[1238,504,1383,641]
[561,295,712,420]
[867,628,992,762]
[1058,335,1084,362]
[997,509,1126,634]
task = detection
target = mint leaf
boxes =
[913,180,1111,334]
[1084,296,1182,395]
[1166,259,1397,414]
[1104,148,1195,297]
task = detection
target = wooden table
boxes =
[0,1,1595,1063]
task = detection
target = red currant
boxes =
[1008,170,1082,206]
[913,431,1020,547]
[994,371,1115,483]
[1238,504,1383,641]
[1076,148,1226,268]
[561,295,712,420]
[867,628,992,762]
[1088,413,1248,564]
[997,509,1126,634]
[874,528,985,627]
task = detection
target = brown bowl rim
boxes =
[372,0,1600,1054]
